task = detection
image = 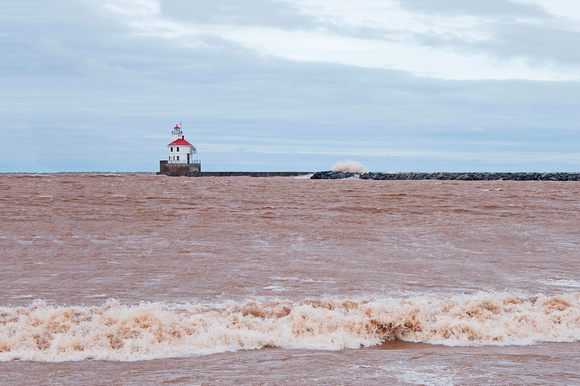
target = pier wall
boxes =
[158,160,201,176]
[196,172,311,177]
[156,169,312,177]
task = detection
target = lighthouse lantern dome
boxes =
[172,124,183,140]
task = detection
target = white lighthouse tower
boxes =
[168,123,198,164]
[172,124,183,141]
[159,123,201,175]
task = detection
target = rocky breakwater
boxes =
[311,171,580,181]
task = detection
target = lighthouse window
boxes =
[170,147,173,152]
[177,156,179,161]
[176,147,179,152]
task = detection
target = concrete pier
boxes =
[157,171,313,177]
[157,170,580,180]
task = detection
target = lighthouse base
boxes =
[158,160,201,176]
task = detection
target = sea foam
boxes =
[1,293,579,362]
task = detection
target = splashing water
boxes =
[332,160,369,174]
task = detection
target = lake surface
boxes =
[1,174,579,384]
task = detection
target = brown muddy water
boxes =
[0,173,579,384]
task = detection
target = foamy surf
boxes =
[1,293,579,362]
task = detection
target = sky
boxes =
[1,0,579,172]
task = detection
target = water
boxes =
[1,174,579,384]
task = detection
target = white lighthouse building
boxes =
[168,124,198,164]
[159,124,201,175]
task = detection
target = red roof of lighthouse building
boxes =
[169,137,192,146]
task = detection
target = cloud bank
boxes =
[0,0,578,172]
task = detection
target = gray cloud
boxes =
[486,22,580,65]
[160,0,317,30]
[399,0,580,68]
[413,20,580,67]
[0,0,46,77]
[399,0,547,18]
[160,0,405,42]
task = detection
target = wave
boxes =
[1,293,579,362]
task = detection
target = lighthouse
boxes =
[159,124,201,175]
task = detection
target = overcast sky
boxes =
[1,0,579,172]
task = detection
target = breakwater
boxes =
[311,171,580,181]
[158,170,580,180]
[197,172,311,177]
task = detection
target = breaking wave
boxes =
[1,293,579,362]
[332,159,368,174]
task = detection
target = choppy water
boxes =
[1,174,579,384]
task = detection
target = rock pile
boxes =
[311,171,580,181]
